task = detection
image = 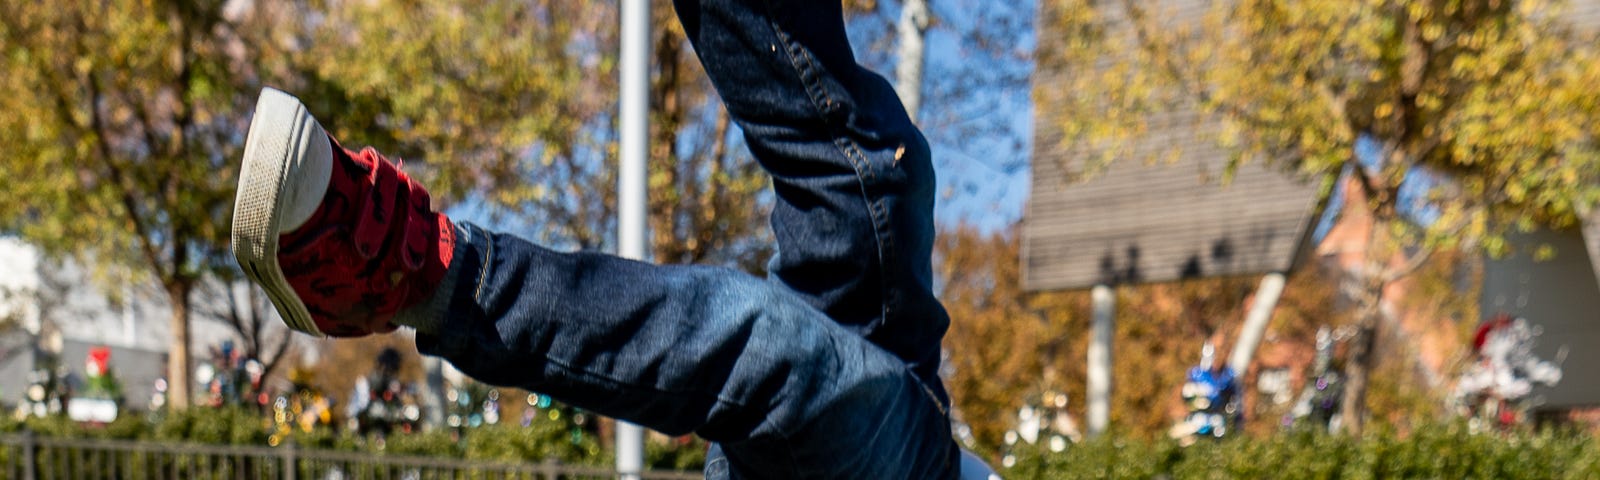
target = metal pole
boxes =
[616,0,650,477]
[422,356,447,430]
[1228,272,1287,375]
[1086,284,1114,437]
[22,431,36,480]
[282,443,296,480]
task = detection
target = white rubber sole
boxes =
[231,88,333,337]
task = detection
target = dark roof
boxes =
[1575,0,1600,33]
[1023,0,1321,291]
[1585,209,1600,287]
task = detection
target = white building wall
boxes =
[0,236,248,409]
[1482,228,1600,409]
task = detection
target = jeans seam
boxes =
[909,367,949,416]
[472,224,493,302]
[762,0,895,328]
[542,351,749,410]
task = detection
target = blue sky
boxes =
[450,1,1039,239]
[454,1,1462,244]
[1311,135,1443,243]
[855,0,1038,233]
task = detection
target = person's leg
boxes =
[235,88,958,478]
[668,2,966,476]
[672,0,951,391]
[408,223,958,479]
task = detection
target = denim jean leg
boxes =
[408,223,958,479]
[672,0,951,390]
[670,1,959,477]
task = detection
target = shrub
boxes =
[3,407,705,472]
[998,422,1600,479]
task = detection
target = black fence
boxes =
[0,433,702,480]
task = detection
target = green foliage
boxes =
[0,0,243,264]
[1042,0,1600,243]
[1038,0,1600,434]
[0,0,258,402]
[0,0,778,409]
[1002,422,1600,479]
[0,407,702,471]
[290,0,774,268]
[294,0,603,204]
[1006,431,1183,479]
[646,436,709,471]
[407,421,604,465]
[152,407,270,445]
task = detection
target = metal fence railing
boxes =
[0,433,702,480]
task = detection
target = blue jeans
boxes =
[401,0,957,477]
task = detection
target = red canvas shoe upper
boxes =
[277,137,455,337]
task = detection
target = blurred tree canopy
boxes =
[0,0,782,407]
[369,0,780,270]
[288,0,605,202]
[1039,0,1600,434]
[0,0,263,409]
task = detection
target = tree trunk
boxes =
[1339,275,1385,435]
[1227,272,1287,375]
[895,0,931,120]
[1086,284,1115,437]
[166,282,192,409]
[422,356,447,429]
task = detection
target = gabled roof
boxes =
[1023,0,1322,291]
[1574,1,1600,33]
[1023,131,1322,291]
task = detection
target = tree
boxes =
[285,0,611,205]
[643,4,773,269]
[0,0,265,408]
[0,0,616,408]
[936,223,1342,449]
[1040,0,1600,434]
[195,278,296,384]
[850,0,1035,224]
[294,1,779,441]
[450,0,774,271]
[893,0,932,118]
[936,223,1078,450]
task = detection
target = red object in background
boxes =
[1473,313,1515,352]
[1499,404,1518,427]
[87,346,111,376]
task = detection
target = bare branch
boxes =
[1118,0,1205,102]
[224,282,249,337]
[1346,157,1384,207]
[261,328,293,380]
[1315,82,1353,138]
[1117,0,1293,149]
[1380,242,1438,284]
[87,69,173,282]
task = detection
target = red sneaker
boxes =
[232,88,455,337]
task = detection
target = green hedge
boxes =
[1002,423,1600,479]
[21,413,1589,478]
[0,408,704,471]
